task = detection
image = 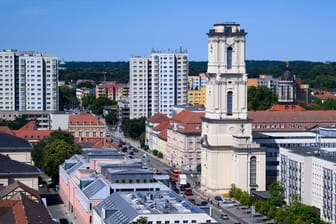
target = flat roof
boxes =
[285,147,336,163]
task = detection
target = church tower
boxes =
[201,23,265,195]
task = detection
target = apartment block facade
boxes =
[129,51,188,119]
[187,73,207,106]
[0,49,58,119]
[280,147,336,223]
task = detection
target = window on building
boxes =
[250,156,257,185]
[227,47,233,69]
[227,91,233,115]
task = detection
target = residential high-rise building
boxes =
[0,49,58,119]
[201,23,266,195]
[129,50,188,119]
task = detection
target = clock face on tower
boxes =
[227,38,234,45]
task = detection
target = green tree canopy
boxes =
[0,116,29,130]
[59,85,79,111]
[76,81,94,89]
[105,111,118,125]
[81,93,96,109]
[121,117,146,140]
[32,130,79,174]
[91,97,116,115]
[42,139,81,182]
[248,86,278,111]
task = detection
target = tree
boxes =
[81,93,96,109]
[91,97,116,115]
[31,140,46,168]
[76,81,94,89]
[139,132,146,148]
[105,111,118,125]
[42,139,81,182]
[32,130,76,170]
[269,182,285,207]
[134,216,147,224]
[121,117,146,140]
[59,85,79,111]
[248,86,278,111]
[0,115,29,130]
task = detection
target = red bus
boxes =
[184,187,193,195]
[170,169,180,182]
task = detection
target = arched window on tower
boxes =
[227,91,233,116]
[250,156,257,186]
[227,47,233,69]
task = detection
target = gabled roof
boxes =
[0,126,15,135]
[0,200,26,224]
[0,194,53,224]
[313,90,336,101]
[267,104,306,112]
[94,193,137,224]
[13,121,52,141]
[153,120,170,132]
[148,113,169,124]
[249,110,336,123]
[69,112,104,126]
[169,110,204,134]
[20,194,53,224]
[158,128,167,140]
[0,154,40,175]
[82,178,108,200]
[0,181,40,200]
[0,132,32,150]
[171,109,205,124]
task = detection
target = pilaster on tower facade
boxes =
[201,23,266,195]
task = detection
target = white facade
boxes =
[280,147,336,223]
[50,113,69,130]
[0,49,58,113]
[130,51,188,119]
[201,23,266,195]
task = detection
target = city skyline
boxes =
[1,0,335,62]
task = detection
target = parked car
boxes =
[220,214,229,220]
[132,148,139,153]
[184,187,193,195]
[214,195,222,201]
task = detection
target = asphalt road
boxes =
[112,131,274,224]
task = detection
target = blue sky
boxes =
[1,0,335,62]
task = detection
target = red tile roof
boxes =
[0,200,27,224]
[13,121,51,141]
[268,104,306,112]
[75,137,117,148]
[148,113,170,123]
[313,90,336,100]
[158,128,167,140]
[153,120,170,132]
[69,112,104,125]
[0,126,15,135]
[169,110,204,134]
[249,110,336,131]
[171,110,205,124]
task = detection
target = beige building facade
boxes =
[201,23,266,195]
